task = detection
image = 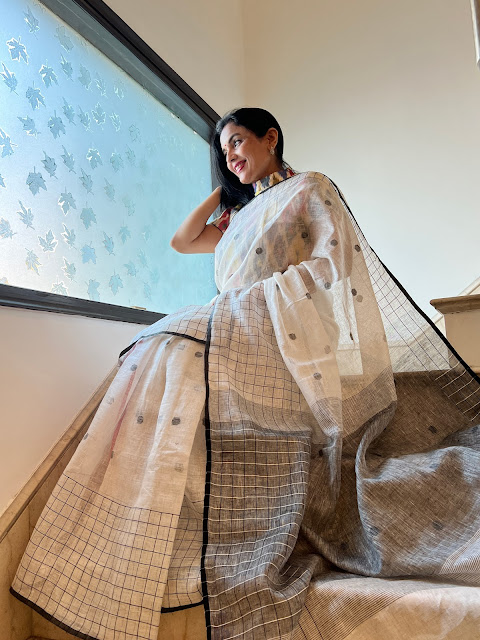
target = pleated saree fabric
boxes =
[11,172,480,640]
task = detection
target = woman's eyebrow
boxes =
[222,133,240,154]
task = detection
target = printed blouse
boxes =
[211,166,297,233]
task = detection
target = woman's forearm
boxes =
[170,187,222,253]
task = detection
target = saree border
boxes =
[329,177,480,387]
[161,600,203,613]
[10,586,99,640]
[11,585,204,634]
[118,331,207,359]
[200,312,214,640]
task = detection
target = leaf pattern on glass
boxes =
[103,232,114,255]
[0,1,215,311]
[78,65,91,89]
[48,113,65,138]
[92,102,105,125]
[26,85,45,110]
[95,76,107,96]
[79,168,93,193]
[86,148,102,168]
[0,128,16,157]
[110,152,123,172]
[51,280,67,295]
[110,112,121,131]
[80,206,96,229]
[1,63,18,93]
[0,218,16,239]
[23,7,40,34]
[119,226,131,244]
[61,146,75,173]
[55,26,73,51]
[87,278,100,301]
[39,63,58,88]
[18,115,40,136]
[125,146,136,166]
[81,243,96,264]
[26,169,47,195]
[38,229,57,252]
[109,272,123,294]
[104,179,115,200]
[129,124,140,142]
[62,258,76,281]
[7,37,28,63]
[25,249,41,274]
[137,249,147,268]
[58,190,76,214]
[122,195,135,216]
[61,224,76,247]
[124,260,136,276]
[113,83,124,99]
[18,201,34,229]
[41,151,57,178]
[62,98,75,124]
[60,56,73,79]
[77,106,90,130]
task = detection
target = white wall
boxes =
[243,0,480,316]
[0,0,246,515]
[104,0,246,117]
[0,307,144,514]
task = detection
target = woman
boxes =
[170,108,286,254]
[12,108,480,640]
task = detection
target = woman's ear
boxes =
[265,127,279,148]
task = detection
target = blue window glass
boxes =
[0,0,217,314]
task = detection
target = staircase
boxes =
[430,293,480,374]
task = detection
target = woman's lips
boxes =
[235,161,246,173]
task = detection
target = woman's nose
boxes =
[226,148,237,164]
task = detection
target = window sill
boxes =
[0,284,164,325]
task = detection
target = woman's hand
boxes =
[170,187,223,254]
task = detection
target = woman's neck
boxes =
[252,160,283,184]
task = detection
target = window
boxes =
[0,0,219,322]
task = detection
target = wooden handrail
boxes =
[430,294,480,314]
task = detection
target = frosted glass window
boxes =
[0,0,217,314]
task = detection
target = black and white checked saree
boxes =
[12,172,480,639]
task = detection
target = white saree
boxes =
[11,172,480,640]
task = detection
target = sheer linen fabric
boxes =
[11,172,480,640]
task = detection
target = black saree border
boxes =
[161,600,203,613]
[11,585,204,635]
[327,176,480,387]
[10,587,100,640]
[118,330,207,359]
[200,312,214,639]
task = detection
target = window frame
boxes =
[0,0,220,324]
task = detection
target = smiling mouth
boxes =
[234,161,246,173]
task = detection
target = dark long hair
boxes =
[211,108,285,210]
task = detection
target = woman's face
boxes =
[219,123,281,184]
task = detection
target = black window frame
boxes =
[0,0,220,325]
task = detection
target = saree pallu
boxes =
[11,172,480,640]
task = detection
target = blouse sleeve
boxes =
[211,207,233,233]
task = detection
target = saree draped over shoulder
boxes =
[11,172,480,640]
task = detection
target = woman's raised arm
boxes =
[170,186,223,254]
